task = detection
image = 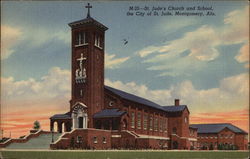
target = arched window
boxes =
[184,117,188,123]
[131,112,135,128]
[149,115,153,130]
[137,112,141,129]
[62,123,65,133]
[53,122,58,132]
[172,127,177,134]
[143,114,148,130]
[154,117,158,131]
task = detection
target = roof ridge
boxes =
[104,85,189,113]
[104,85,161,106]
[191,123,231,125]
[163,105,187,107]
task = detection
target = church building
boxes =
[0,4,247,150]
[48,4,247,150]
[49,4,197,150]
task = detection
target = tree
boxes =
[33,120,41,130]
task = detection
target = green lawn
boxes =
[1,150,249,159]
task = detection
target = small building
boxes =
[190,123,248,150]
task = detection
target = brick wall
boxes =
[0,130,51,148]
[196,128,248,150]
[50,129,111,149]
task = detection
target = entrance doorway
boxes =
[173,141,178,149]
[78,117,83,128]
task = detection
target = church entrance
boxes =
[173,141,178,149]
[78,117,83,128]
[72,102,88,129]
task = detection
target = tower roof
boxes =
[68,17,108,31]
[68,3,108,31]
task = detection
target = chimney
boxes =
[175,99,180,106]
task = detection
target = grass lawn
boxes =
[1,150,249,159]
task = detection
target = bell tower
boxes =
[69,3,108,128]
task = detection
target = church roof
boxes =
[105,86,189,114]
[162,105,187,112]
[190,123,247,134]
[93,109,126,118]
[50,112,71,119]
[68,17,108,31]
[104,86,166,111]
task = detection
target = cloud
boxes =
[105,73,249,113]
[222,7,249,44]
[1,25,23,59]
[154,17,197,36]
[1,24,70,60]
[1,66,248,137]
[105,53,130,69]
[137,7,249,76]
[1,67,70,100]
[26,28,70,47]
[1,67,71,137]
[235,43,249,68]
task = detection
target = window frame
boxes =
[137,112,141,129]
[131,112,135,128]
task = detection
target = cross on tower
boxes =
[85,3,92,18]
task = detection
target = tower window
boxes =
[75,31,88,46]
[95,34,102,49]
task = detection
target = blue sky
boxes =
[1,1,249,136]
[2,1,248,90]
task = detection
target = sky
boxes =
[1,1,249,138]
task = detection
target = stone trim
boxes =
[138,135,170,140]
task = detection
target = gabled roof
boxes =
[50,112,71,119]
[104,86,165,111]
[163,105,187,113]
[93,109,126,118]
[190,123,248,134]
[68,17,108,31]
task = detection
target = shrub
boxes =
[33,120,41,130]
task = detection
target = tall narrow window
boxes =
[159,118,162,132]
[137,112,141,129]
[131,112,135,128]
[93,136,98,144]
[154,117,158,131]
[95,34,102,48]
[163,118,167,132]
[103,137,107,144]
[184,117,188,124]
[75,31,88,46]
[173,127,177,134]
[149,115,153,131]
[143,114,148,130]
